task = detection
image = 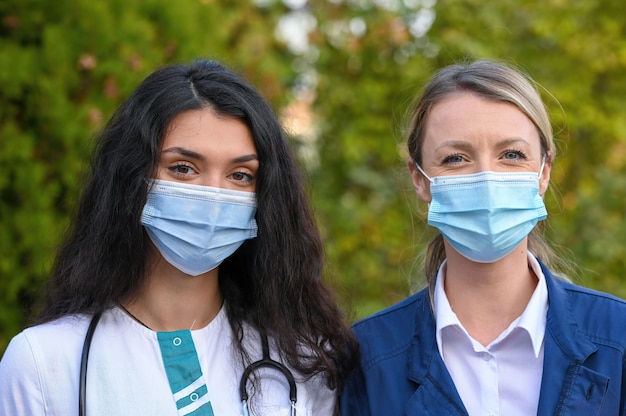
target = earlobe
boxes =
[407,159,432,202]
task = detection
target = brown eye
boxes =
[168,164,197,176]
[229,171,255,184]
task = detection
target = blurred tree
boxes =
[301,0,437,317]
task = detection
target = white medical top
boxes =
[434,252,548,416]
[0,305,334,416]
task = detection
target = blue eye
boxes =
[502,149,527,160]
[442,153,464,164]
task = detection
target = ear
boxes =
[407,159,432,202]
[539,153,553,196]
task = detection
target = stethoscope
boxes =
[79,312,297,416]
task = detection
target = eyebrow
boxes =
[160,147,259,164]
[434,140,472,152]
[161,147,205,161]
[494,137,532,148]
[231,154,259,163]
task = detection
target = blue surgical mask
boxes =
[141,179,258,276]
[415,164,547,263]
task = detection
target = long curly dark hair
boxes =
[37,60,358,393]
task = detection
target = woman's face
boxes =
[409,92,551,202]
[156,109,259,192]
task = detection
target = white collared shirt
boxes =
[434,252,548,416]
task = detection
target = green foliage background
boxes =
[1,0,625,353]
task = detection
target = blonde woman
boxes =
[341,60,626,415]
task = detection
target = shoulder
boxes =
[352,289,430,339]
[557,277,626,304]
[553,276,626,317]
[4,314,92,364]
[0,309,134,389]
[0,314,93,413]
[351,290,431,369]
[549,275,626,348]
[341,291,434,415]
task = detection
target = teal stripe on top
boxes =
[177,384,208,408]
[157,330,214,416]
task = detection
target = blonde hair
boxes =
[406,60,569,294]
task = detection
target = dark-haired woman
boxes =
[340,60,626,415]
[0,60,357,415]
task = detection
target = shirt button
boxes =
[173,337,182,346]
[190,392,199,402]
[482,352,491,361]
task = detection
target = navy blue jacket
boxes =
[341,261,626,415]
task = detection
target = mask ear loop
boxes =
[537,153,551,197]
[413,160,434,183]
[412,160,434,210]
[538,155,547,179]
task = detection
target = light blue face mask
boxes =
[141,179,258,276]
[415,163,547,263]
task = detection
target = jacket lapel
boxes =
[405,293,469,415]
[537,263,607,415]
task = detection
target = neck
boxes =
[121,252,223,332]
[443,241,538,346]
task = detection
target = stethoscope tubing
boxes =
[79,311,102,416]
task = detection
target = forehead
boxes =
[423,92,540,149]
[163,109,255,147]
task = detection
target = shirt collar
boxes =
[434,252,548,358]
[434,260,459,353]
[518,252,548,357]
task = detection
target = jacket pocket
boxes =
[556,366,609,416]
